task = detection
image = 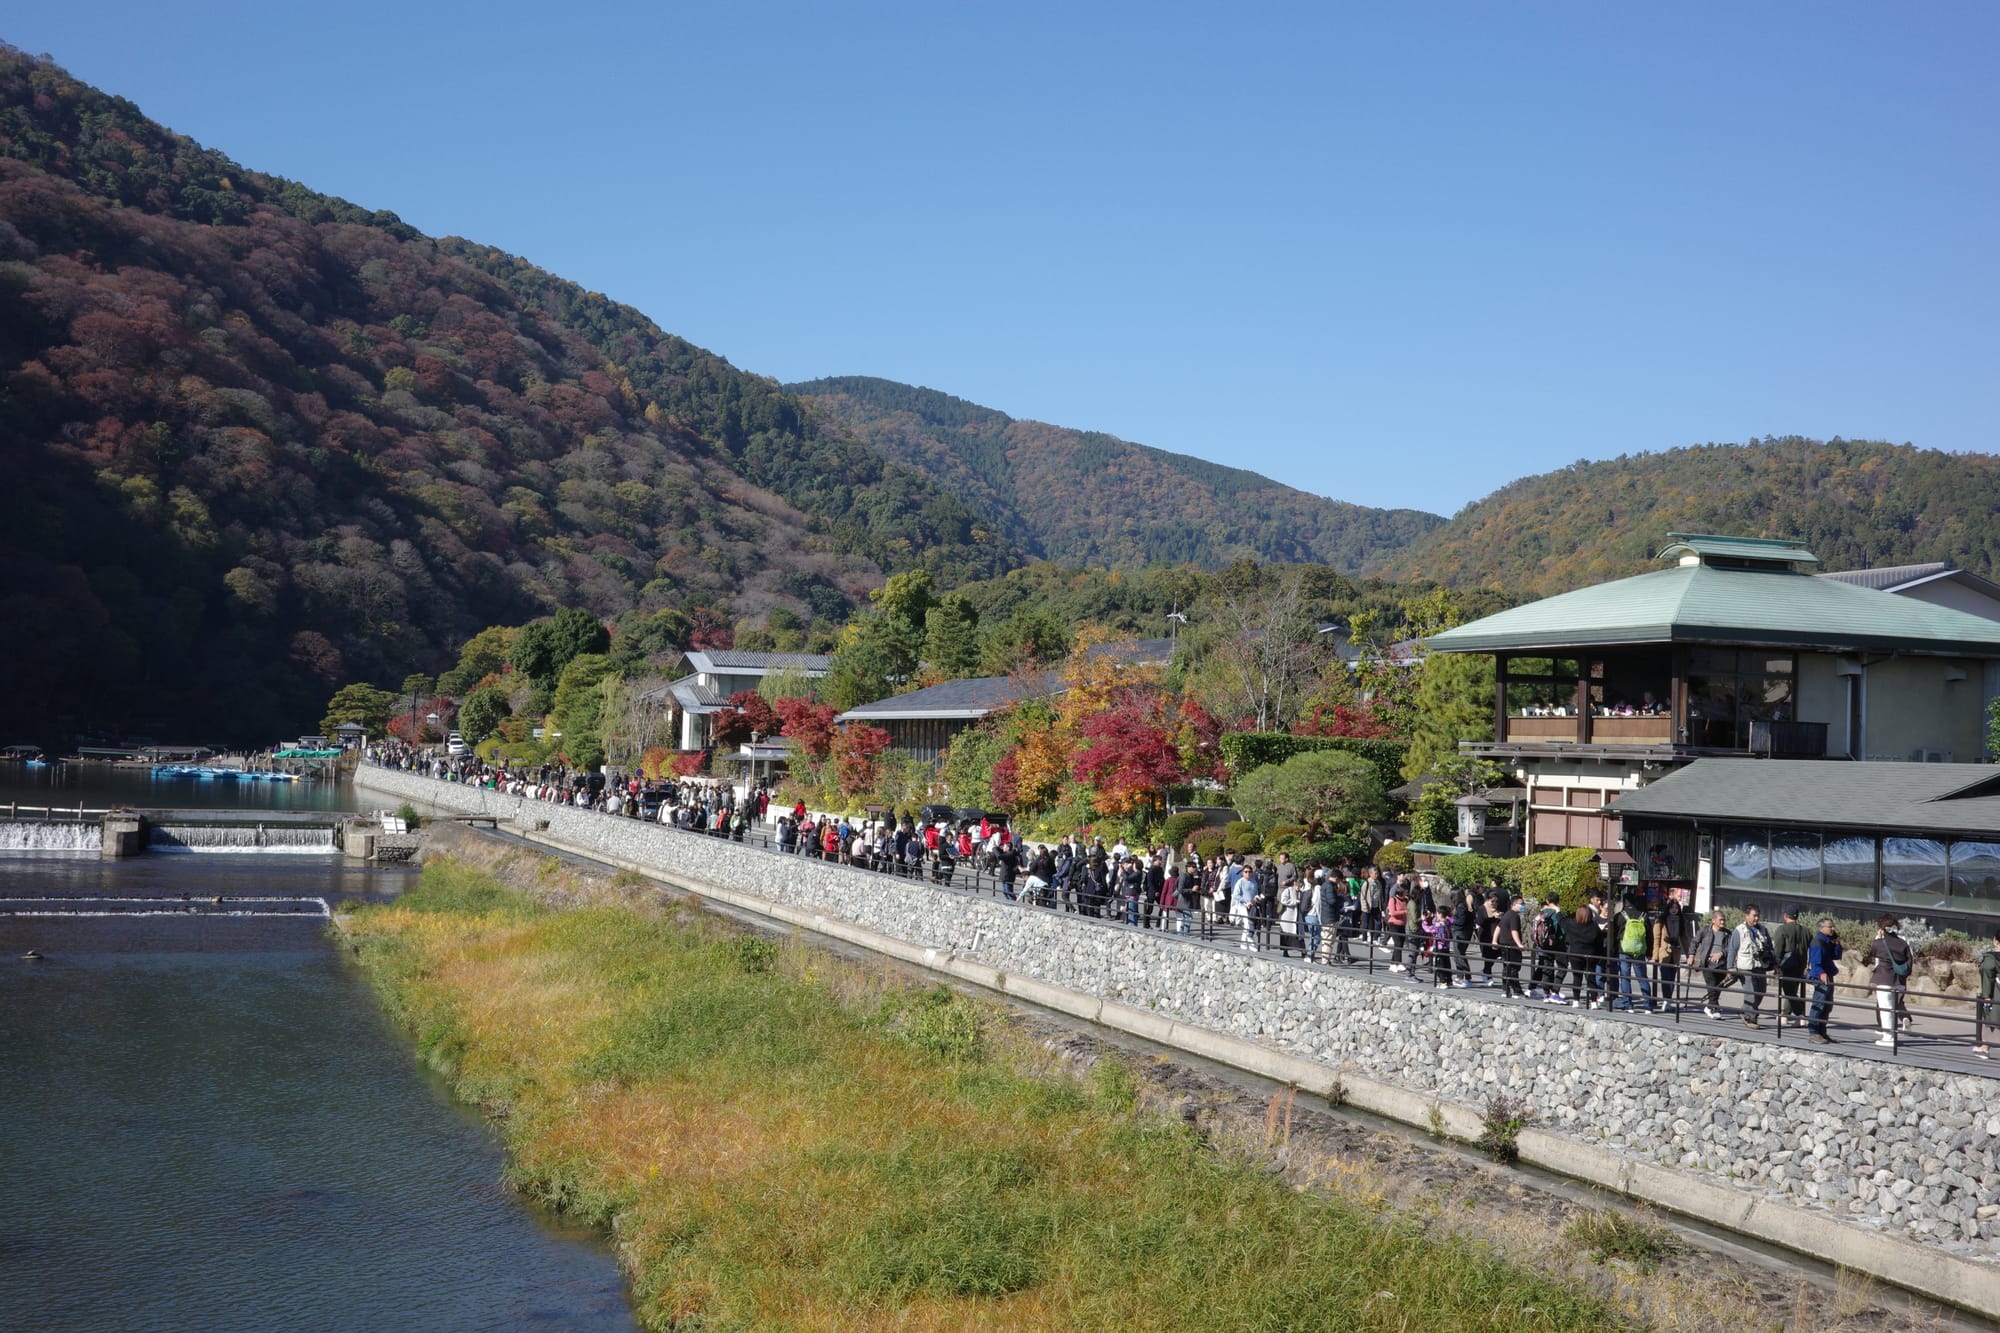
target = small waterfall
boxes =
[149,824,336,854]
[0,822,103,852]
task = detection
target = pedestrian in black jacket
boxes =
[1567,907,1605,1007]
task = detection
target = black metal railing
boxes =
[367,763,1997,1064]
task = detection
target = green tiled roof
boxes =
[1611,760,2000,837]
[1428,562,2000,656]
[1658,532,1819,565]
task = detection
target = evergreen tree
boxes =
[922,595,982,679]
[1403,651,1495,780]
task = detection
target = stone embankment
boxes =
[356,768,2000,1313]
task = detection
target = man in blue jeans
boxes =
[1611,897,1654,1012]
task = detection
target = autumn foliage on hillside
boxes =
[1370,437,2000,597]
[0,47,1011,743]
[792,376,1445,572]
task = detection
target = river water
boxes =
[0,773,637,1332]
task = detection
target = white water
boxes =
[149,825,336,855]
[0,896,331,918]
[0,822,102,852]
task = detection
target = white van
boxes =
[446,731,467,757]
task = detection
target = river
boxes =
[0,770,636,1332]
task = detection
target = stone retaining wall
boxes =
[357,768,2000,1285]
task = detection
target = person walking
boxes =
[1231,858,1258,951]
[1972,925,2000,1059]
[1770,906,1813,1027]
[1477,884,1503,982]
[1805,917,1844,1044]
[1497,895,1527,997]
[1384,880,1412,973]
[1448,886,1476,987]
[1652,887,1688,1013]
[1691,910,1733,1019]
[1868,916,1914,1048]
[1729,906,1777,1027]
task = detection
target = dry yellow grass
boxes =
[343,859,1621,1332]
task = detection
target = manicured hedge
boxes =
[1433,846,1599,914]
[1218,733,1407,794]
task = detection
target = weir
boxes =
[148,824,337,854]
[0,808,343,858]
[0,822,103,853]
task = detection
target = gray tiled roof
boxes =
[1081,637,1176,665]
[1817,562,1951,591]
[684,650,832,673]
[667,675,725,712]
[839,673,1055,721]
[1610,759,2000,836]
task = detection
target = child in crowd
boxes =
[1423,908,1452,987]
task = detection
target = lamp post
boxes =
[1454,790,1489,847]
[1166,610,1187,651]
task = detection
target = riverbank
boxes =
[340,849,1632,1331]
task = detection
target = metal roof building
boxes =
[1611,758,2000,926]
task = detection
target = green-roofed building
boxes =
[1424,535,2000,880]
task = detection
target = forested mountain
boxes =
[0,48,1014,743]
[789,376,1445,572]
[1374,437,2000,596]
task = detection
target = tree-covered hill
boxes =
[1372,437,2000,596]
[0,47,1015,744]
[788,376,1445,572]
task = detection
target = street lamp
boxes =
[1455,791,1489,846]
[1166,610,1188,650]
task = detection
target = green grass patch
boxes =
[345,853,1624,1332]
[1562,1207,1682,1273]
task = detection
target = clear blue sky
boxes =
[11,2,1996,514]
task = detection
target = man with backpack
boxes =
[1531,897,1567,1003]
[1729,905,1778,1027]
[1612,896,1655,1012]
[1868,915,1914,1047]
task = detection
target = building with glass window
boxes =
[1425,534,2000,867]
[642,650,832,751]
[1610,759,2000,927]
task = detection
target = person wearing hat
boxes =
[1769,906,1813,1027]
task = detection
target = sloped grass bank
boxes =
[342,859,1616,1331]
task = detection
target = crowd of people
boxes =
[365,744,770,836]
[364,747,1998,1056]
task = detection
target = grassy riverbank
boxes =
[342,858,1618,1331]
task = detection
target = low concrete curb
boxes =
[497,820,2000,1317]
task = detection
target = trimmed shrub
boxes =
[1159,811,1208,850]
[1264,822,1309,852]
[1222,821,1262,856]
[1374,840,1413,873]
[1218,733,1406,794]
